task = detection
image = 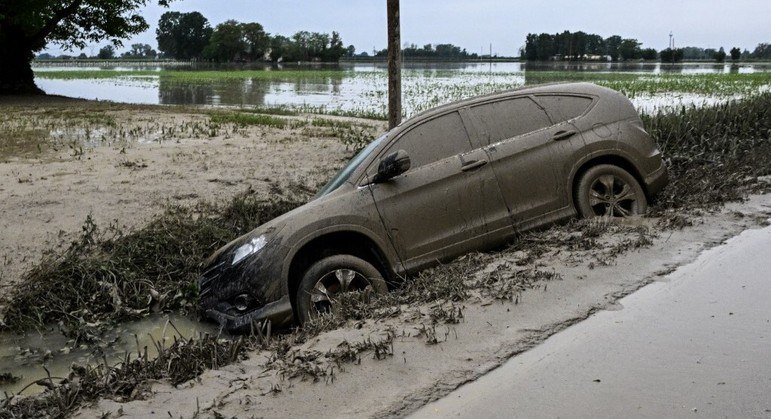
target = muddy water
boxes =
[0,314,218,395]
[413,224,771,418]
[33,62,771,116]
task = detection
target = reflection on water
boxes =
[0,314,219,395]
[33,62,771,116]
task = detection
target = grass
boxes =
[0,187,307,340]
[642,92,771,211]
[209,112,288,129]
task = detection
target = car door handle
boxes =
[460,159,488,172]
[553,130,577,141]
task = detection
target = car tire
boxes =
[296,255,387,324]
[576,164,647,218]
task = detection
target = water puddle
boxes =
[0,314,219,395]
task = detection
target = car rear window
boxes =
[469,97,552,143]
[386,111,472,168]
[534,95,593,123]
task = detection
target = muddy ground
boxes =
[0,97,380,302]
[1,97,770,417]
[70,194,770,418]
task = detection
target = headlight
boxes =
[231,235,267,266]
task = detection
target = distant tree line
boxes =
[155,11,351,62]
[522,30,770,63]
[372,43,479,60]
[523,31,655,61]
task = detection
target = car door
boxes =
[532,94,595,207]
[465,96,565,228]
[365,110,510,270]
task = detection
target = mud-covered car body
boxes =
[199,82,667,332]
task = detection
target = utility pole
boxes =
[387,0,402,129]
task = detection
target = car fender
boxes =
[565,147,646,206]
[279,222,400,295]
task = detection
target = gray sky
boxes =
[44,0,771,56]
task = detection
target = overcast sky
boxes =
[44,0,771,56]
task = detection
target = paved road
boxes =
[412,225,771,418]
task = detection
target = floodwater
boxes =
[33,62,771,116]
[413,224,771,418]
[0,314,219,395]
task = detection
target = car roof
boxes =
[390,82,609,136]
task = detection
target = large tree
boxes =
[155,11,211,60]
[202,20,246,62]
[0,0,171,94]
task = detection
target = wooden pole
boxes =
[387,0,402,129]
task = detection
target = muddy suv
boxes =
[199,82,668,332]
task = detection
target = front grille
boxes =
[199,260,226,298]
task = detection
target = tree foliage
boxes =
[522,31,650,61]
[386,43,477,60]
[751,43,770,59]
[156,11,211,60]
[714,47,727,62]
[202,20,246,62]
[97,44,115,59]
[729,47,741,61]
[1,0,171,93]
[659,48,684,63]
[122,43,157,59]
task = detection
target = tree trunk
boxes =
[0,27,44,95]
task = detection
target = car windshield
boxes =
[315,134,387,198]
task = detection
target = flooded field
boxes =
[33,61,771,117]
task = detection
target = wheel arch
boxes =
[569,152,649,210]
[283,229,396,314]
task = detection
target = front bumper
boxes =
[644,160,668,198]
[204,295,294,333]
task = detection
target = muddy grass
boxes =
[0,93,770,418]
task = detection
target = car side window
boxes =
[469,97,552,144]
[384,111,472,169]
[534,95,593,124]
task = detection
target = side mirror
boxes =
[373,150,411,183]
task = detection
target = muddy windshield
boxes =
[315,135,386,198]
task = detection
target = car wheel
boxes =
[296,255,387,324]
[576,164,647,218]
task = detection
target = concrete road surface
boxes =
[413,225,771,418]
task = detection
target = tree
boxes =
[202,20,246,62]
[269,35,290,62]
[660,48,684,63]
[97,45,115,59]
[345,44,356,58]
[618,38,641,60]
[729,47,741,61]
[640,48,658,60]
[241,22,268,61]
[156,11,212,60]
[604,35,623,61]
[1,0,171,94]
[751,43,771,59]
[714,47,726,62]
[122,43,156,59]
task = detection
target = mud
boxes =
[75,194,771,418]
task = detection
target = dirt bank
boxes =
[75,194,770,418]
[0,99,382,302]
